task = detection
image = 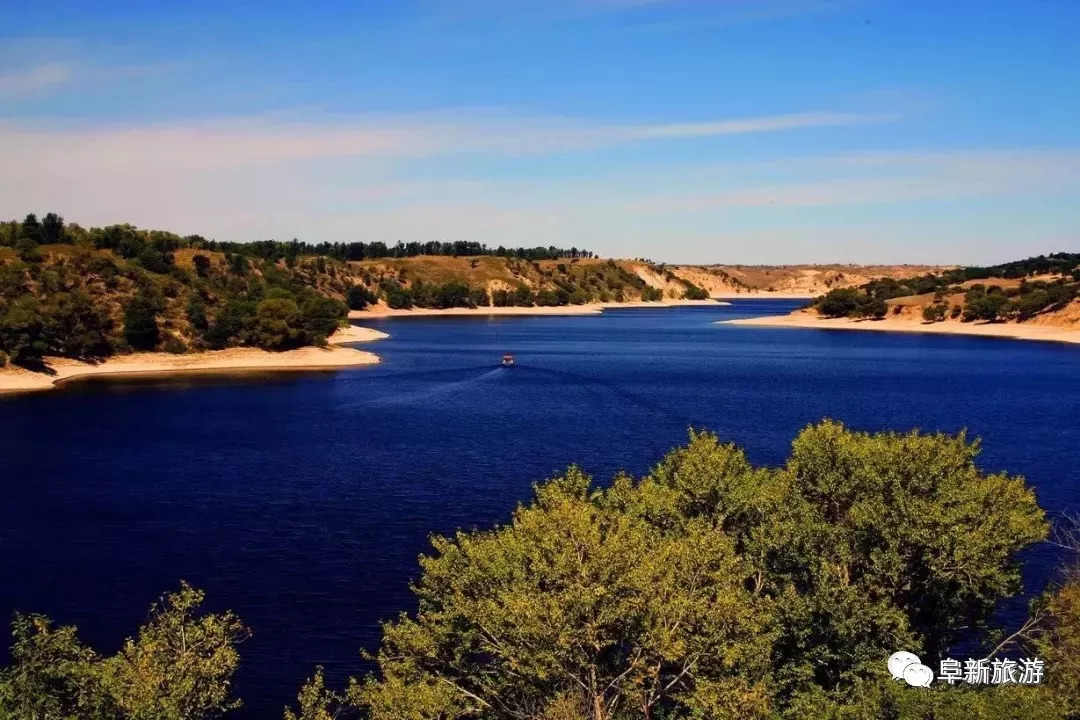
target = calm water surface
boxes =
[2,300,1078,716]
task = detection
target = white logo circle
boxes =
[903,662,935,687]
[887,651,921,681]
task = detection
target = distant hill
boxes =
[806,253,1080,327]
[0,211,953,367]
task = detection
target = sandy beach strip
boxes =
[708,292,815,300]
[0,325,386,394]
[722,313,1080,345]
[327,324,389,344]
[350,299,728,319]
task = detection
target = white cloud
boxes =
[0,110,890,173]
[1,108,1076,263]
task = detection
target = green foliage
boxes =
[123,293,161,350]
[0,213,360,363]
[346,285,376,310]
[817,289,887,319]
[43,291,113,359]
[18,214,43,246]
[186,293,209,332]
[0,294,47,364]
[380,279,413,309]
[921,303,947,322]
[41,213,65,245]
[253,297,302,350]
[817,288,861,317]
[100,583,250,720]
[0,583,249,720]
[192,254,212,278]
[283,667,348,720]
[350,422,1050,719]
[207,239,591,263]
[0,614,107,720]
[1033,579,1080,711]
[792,676,1067,720]
[962,288,1009,322]
[682,284,710,300]
[813,253,1080,322]
[355,466,775,720]
[1,427,1075,719]
[641,285,663,302]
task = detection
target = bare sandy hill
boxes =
[668,264,949,298]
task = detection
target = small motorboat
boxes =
[502,354,516,367]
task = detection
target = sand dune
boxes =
[0,325,386,394]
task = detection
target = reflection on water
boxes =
[55,370,330,394]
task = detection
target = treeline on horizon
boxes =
[0,214,594,262]
[813,252,1080,322]
[1,422,1078,719]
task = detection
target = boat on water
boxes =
[502,354,515,367]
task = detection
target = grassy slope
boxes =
[346,256,947,302]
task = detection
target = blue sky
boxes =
[1,0,1078,263]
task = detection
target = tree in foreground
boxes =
[349,421,1060,720]
[0,583,249,720]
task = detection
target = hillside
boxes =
[664,264,948,298]
[802,253,1080,329]
[0,211,956,369]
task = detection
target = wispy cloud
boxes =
[1,108,1075,263]
[0,63,73,97]
[0,109,890,171]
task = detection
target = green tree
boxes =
[186,294,209,332]
[40,213,65,245]
[192,254,212,278]
[347,423,1049,720]
[817,288,861,317]
[43,290,114,359]
[1032,577,1080,713]
[346,285,376,311]
[17,214,43,245]
[123,293,161,350]
[100,583,250,720]
[284,667,348,720]
[253,297,302,349]
[641,285,663,302]
[0,294,47,364]
[921,303,947,322]
[512,286,535,307]
[0,614,109,720]
[354,468,775,720]
[682,284,709,300]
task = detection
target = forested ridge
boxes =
[0,213,713,368]
[2,423,1078,719]
[812,253,1080,322]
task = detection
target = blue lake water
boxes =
[2,299,1078,716]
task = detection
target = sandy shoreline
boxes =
[723,314,1080,345]
[709,292,815,300]
[350,299,729,319]
[0,325,387,394]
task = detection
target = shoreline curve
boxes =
[722,314,1080,345]
[0,325,388,395]
[350,299,730,319]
